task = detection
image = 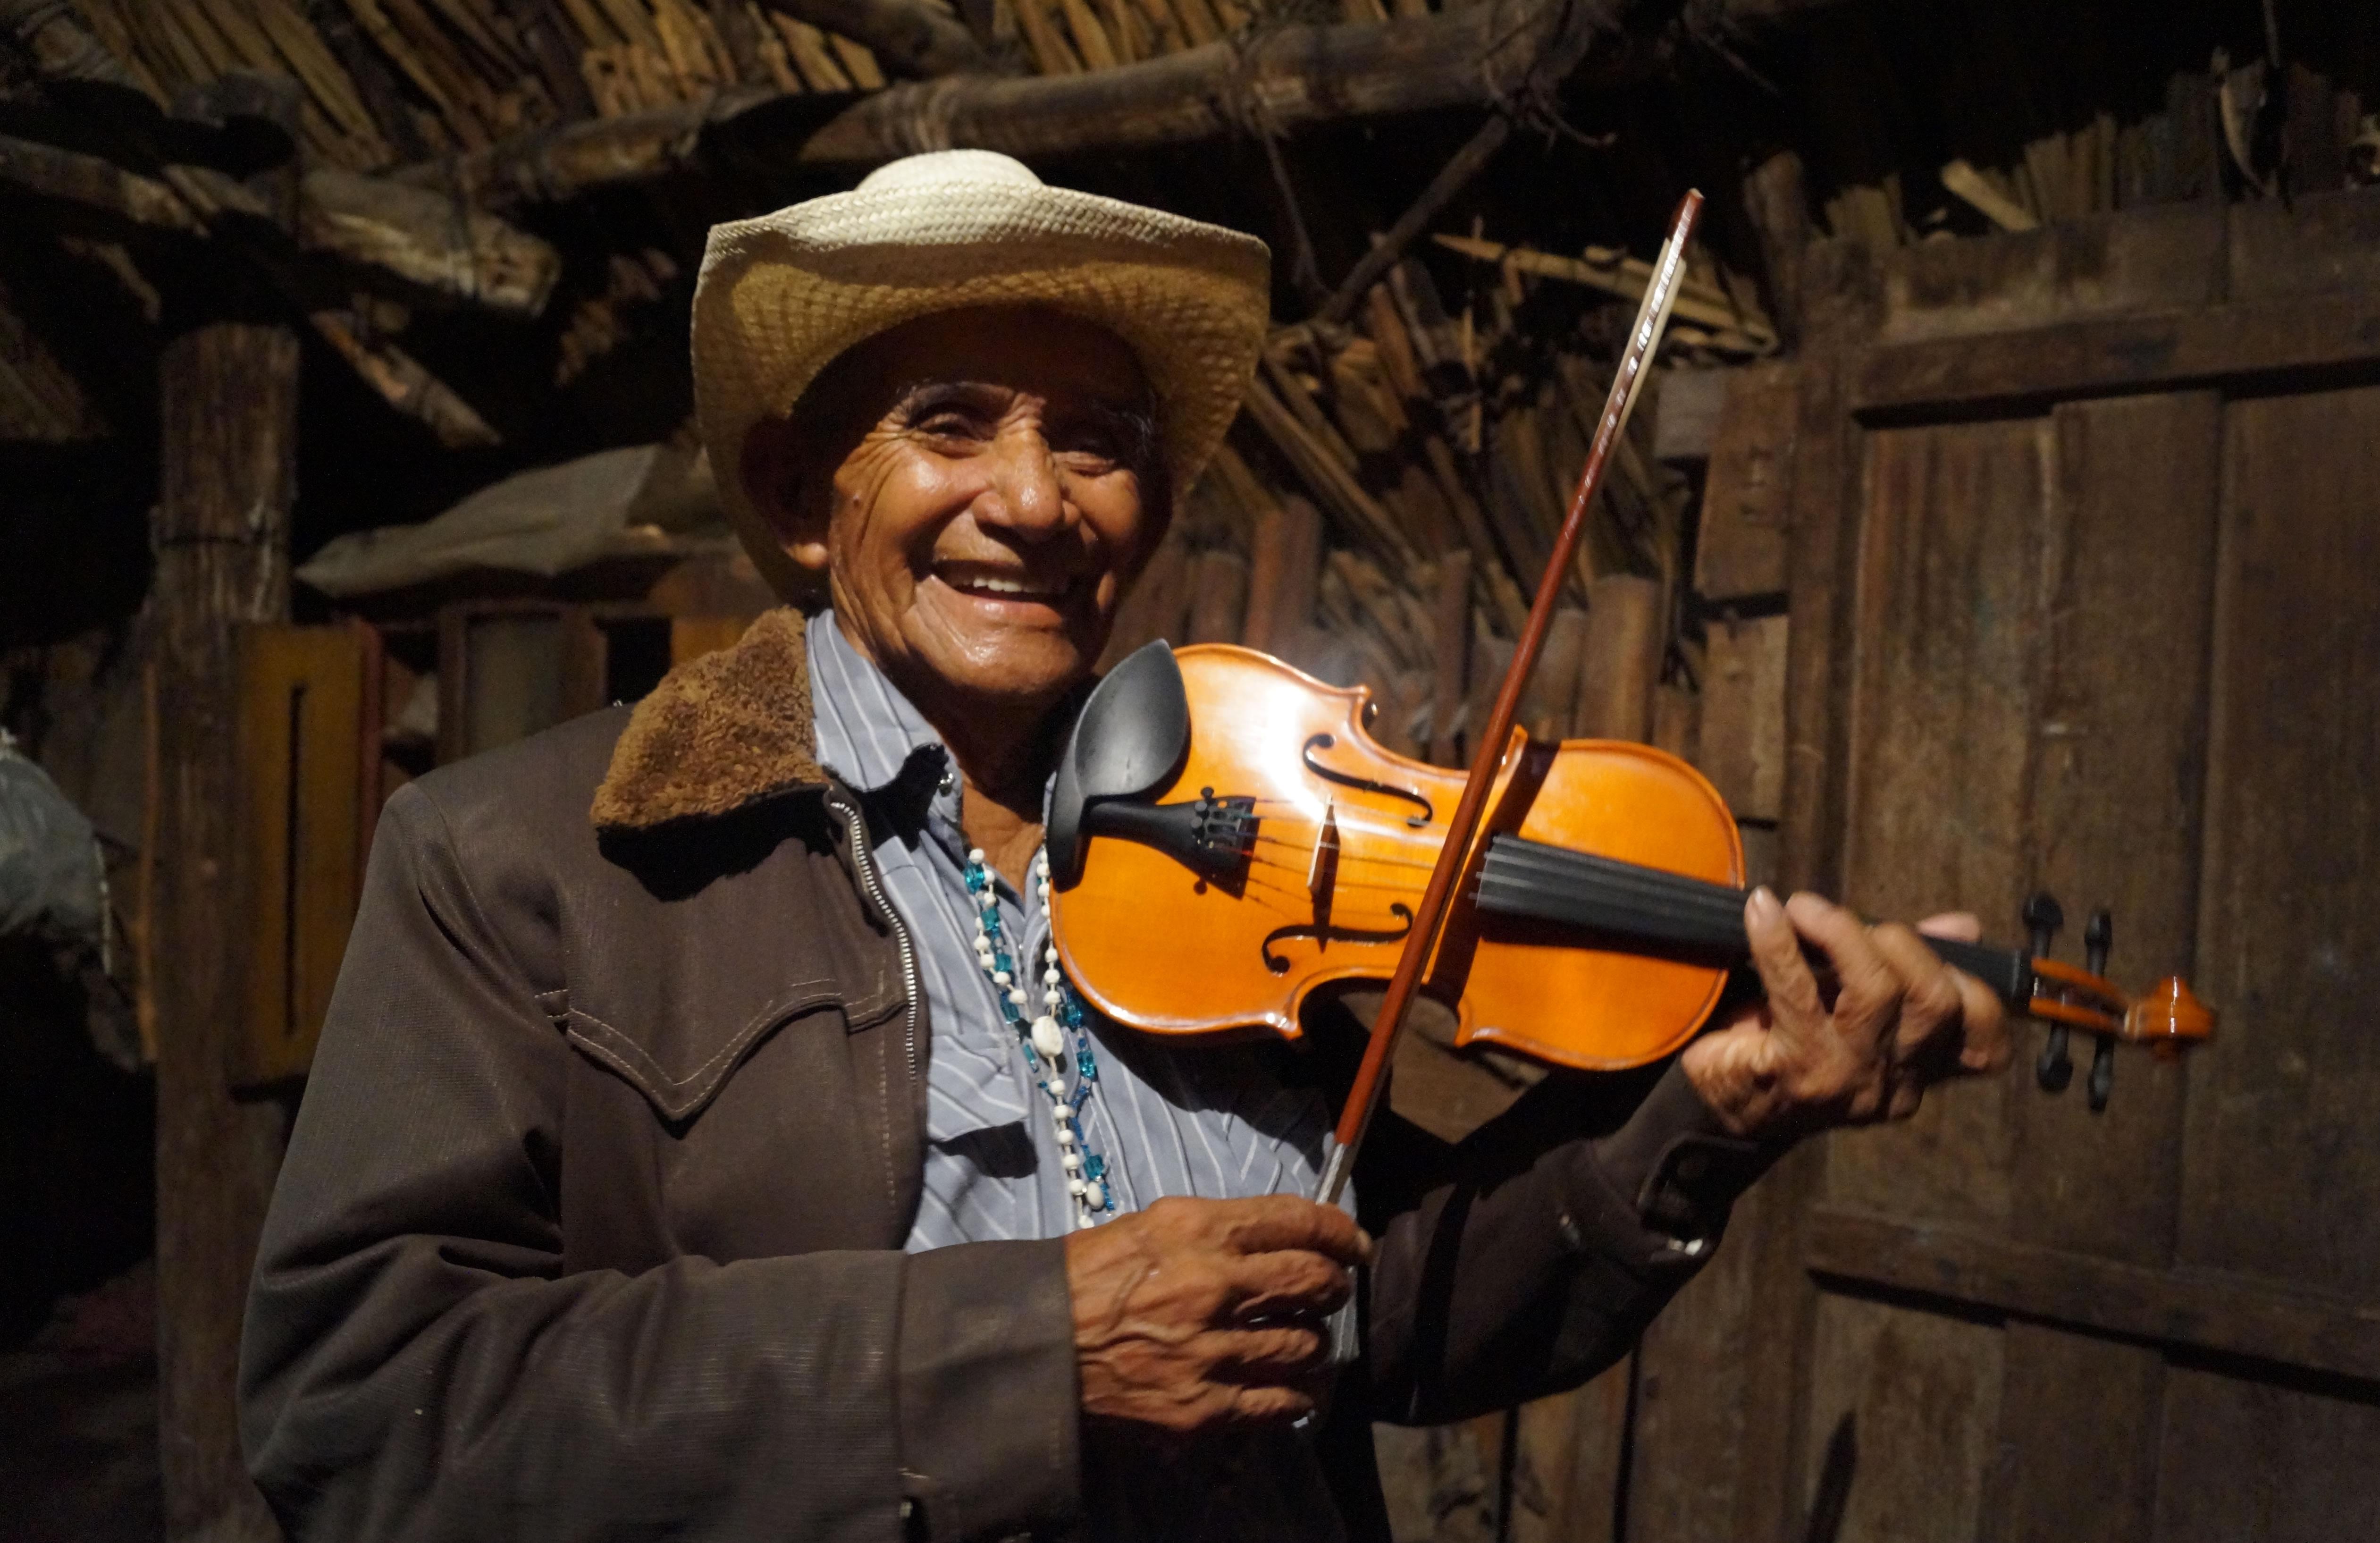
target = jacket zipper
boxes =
[828,789,922,1086]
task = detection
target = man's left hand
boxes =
[1679,888,2012,1141]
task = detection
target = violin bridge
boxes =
[1307,801,1341,943]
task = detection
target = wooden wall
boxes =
[1618,186,2380,1543]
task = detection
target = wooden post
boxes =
[151,316,299,1543]
[1571,574,1663,741]
[150,74,302,1543]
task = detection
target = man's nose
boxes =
[977,428,1069,540]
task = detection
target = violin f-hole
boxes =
[1302,734,1434,827]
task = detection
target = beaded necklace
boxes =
[963,846,1118,1230]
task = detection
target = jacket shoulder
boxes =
[400,708,634,853]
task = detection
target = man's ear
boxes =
[739,417,831,573]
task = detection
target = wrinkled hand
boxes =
[1680,888,2012,1141]
[1065,1194,1369,1435]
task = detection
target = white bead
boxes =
[1083,1181,1104,1210]
[1030,1016,1064,1059]
[1062,1151,1080,1171]
[1076,1212,1097,1230]
[992,970,1010,986]
[1043,968,1061,985]
[968,848,986,863]
[1068,1178,1086,1196]
[1056,1126,1075,1147]
[1045,1079,1066,1096]
[1008,987,1028,1006]
[1044,989,1062,1007]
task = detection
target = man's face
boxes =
[747,306,1159,725]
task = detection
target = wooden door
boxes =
[1625,191,2380,1542]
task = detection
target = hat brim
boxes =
[692,177,1271,604]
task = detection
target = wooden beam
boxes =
[762,0,997,78]
[1804,1206,2380,1387]
[1853,288,2380,417]
[401,0,1645,201]
[300,166,560,316]
[0,132,560,314]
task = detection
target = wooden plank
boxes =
[1829,416,2052,1232]
[1853,288,2380,418]
[2226,187,2380,304]
[1799,1291,2003,1543]
[1531,1360,1628,1543]
[1725,237,1881,1543]
[1874,202,2225,348]
[2151,1363,2380,1542]
[1571,575,1661,742]
[1803,1207,2380,1386]
[2180,387,2380,1303]
[1625,1175,1765,1542]
[1652,367,1726,464]
[1978,1324,2162,1543]
[232,624,367,1089]
[1694,361,1798,600]
[2002,392,2221,1269]
[1697,614,1787,821]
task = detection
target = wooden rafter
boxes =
[0,131,561,315]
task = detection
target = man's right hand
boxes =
[1064,1194,1370,1434]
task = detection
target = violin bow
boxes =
[1316,189,1704,1206]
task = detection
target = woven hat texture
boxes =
[692,150,1271,601]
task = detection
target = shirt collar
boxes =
[805,608,951,798]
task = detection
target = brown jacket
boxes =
[238,609,1771,1543]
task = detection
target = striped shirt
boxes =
[806,612,1350,1543]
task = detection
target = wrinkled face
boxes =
[744,306,1161,727]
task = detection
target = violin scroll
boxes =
[2019,890,2214,1110]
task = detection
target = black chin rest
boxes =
[1046,640,1190,890]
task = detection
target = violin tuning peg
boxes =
[2023,891,2065,958]
[2037,1025,2074,1093]
[2085,908,2112,977]
[2087,1035,2117,1111]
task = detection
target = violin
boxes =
[1050,188,2211,1204]
[1044,640,2213,1078]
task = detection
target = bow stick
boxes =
[1315,189,1704,1206]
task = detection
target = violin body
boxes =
[1048,641,2212,1082]
[1050,645,1746,1071]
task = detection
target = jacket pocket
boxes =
[560,981,872,1124]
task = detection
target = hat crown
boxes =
[856,149,1043,194]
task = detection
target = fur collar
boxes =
[591,607,826,832]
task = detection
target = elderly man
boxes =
[240,152,2006,1543]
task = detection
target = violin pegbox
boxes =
[2020,889,2215,1110]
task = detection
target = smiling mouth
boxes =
[934,562,1075,605]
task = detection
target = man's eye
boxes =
[916,413,985,439]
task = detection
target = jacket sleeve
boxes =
[238,783,1079,1543]
[1354,1030,1783,1426]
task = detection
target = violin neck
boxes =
[1473,836,2035,1012]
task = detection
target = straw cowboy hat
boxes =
[691,149,1273,601]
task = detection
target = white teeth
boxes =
[946,571,1061,599]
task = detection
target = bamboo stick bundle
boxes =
[770,15,853,90]
[63,0,169,100]
[1164,0,1220,46]
[1008,0,1081,74]
[828,33,883,88]
[1058,0,1118,70]
[744,2,803,89]
[1127,0,1187,56]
